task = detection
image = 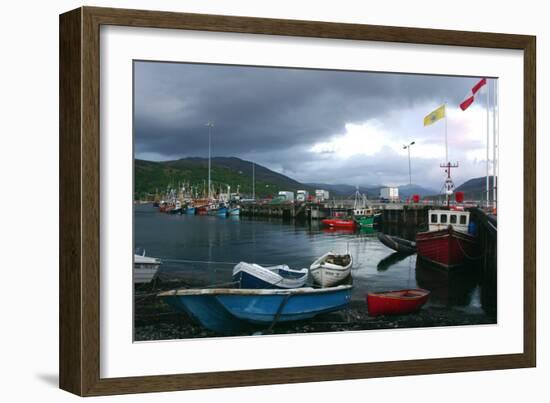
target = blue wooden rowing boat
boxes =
[159,285,352,334]
[233,262,308,289]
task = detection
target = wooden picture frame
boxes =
[59,6,536,396]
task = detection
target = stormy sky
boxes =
[134,61,496,190]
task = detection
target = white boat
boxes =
[309,252,353,287]
[134,253,162,284]
[232,262,308,289]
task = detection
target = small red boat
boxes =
[366,289,430,316]
[321,218,357,229]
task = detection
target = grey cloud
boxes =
[134,61,493,189]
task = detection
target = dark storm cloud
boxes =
[134,61,491,188]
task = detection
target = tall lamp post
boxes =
[403,141,415,185]
[205,122,214,199]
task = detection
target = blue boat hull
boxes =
[163,286,352,334]
[185,207,196,215]
[208,208,228,216]
[164,295,250,335]
[217,289,351,323]
[228,208,240,216]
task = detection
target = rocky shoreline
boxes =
[134,289,496,341]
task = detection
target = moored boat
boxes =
[196,205,208,215]
[355,213,381,227]
[416,209,479,269]
[169,200,183,214]
[321,218,357,229]
[309,252,353,287]
[207,203,228,216]
[216,207,228,216]
[233,262,308,289]
[352,189,381,227]
[366,288,430,316]
[227,206,240,216]
[185,206,196,215]
[133,253,162,284]
[377,232,417,255]
[159,285,352,334]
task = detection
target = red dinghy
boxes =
[321,218,357,229]
[366,289,430,316]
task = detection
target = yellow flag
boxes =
[424,104,446,126]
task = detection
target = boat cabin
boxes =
[428,209,470,233]
[353,207,375,217]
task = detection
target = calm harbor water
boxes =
[134,204,496,316]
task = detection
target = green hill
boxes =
[134,157,313,199]
[455,176,497,201]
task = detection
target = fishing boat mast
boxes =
[252,161,255,200]
[440,161,458,206]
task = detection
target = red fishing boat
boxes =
[416,214,479,269]
[366,289,430,316]
[321,218,357,229]
[415,160,479,269]
[196,205,209,215]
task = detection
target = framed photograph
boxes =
[59,6,536,396]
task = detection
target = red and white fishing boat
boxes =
[416,211,478,269]
[366,289,430,316]
[415,163,479,269]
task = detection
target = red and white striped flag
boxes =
[459,78,487,111]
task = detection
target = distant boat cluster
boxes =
[152,183,242,217]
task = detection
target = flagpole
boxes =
[485,81,490,209]
[444,103,448,164]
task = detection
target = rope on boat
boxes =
[161,258,278,266]
[456,236,484,260]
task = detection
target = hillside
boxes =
[135,157,483,201]
[454,176,497,201]
[134,157,313,199]
[423,176,497,201]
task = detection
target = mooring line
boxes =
[162,258,280,266]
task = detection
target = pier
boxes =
[470,208,498,312]
[240,200,434,227]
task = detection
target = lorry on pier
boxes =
[296,190,309,203]
[277,191,295,202]
[315,189,330,202]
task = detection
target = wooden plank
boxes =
[59,7,83,396]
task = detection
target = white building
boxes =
[380,187,399,201]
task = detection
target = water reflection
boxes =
[135,205,494,315]
[377,252,409,272]
[415,259,479,307]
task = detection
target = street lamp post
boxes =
[205,122,214,199]
[403,141,415,185]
